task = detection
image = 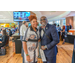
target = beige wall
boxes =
[73,16,75,29]
[66,16,73,28]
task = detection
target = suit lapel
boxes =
[42,23,49,38]
[45,23,49,32]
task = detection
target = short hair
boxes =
[58,25,59,27]
[2,30,6,35]
[22,21,27,24]
[9,29,10,31]
[41,16,47,19]
[54,23,56,26]
[28,15,37,21]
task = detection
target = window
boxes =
[63,19,66,26]
[55,20,60,26]
[49,21,53,24]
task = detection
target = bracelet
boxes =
[26,54,29,56]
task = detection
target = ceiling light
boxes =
[0,15,3,16]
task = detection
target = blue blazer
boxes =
[39,23,59,57]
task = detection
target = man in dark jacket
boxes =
[39,16,59,63]
[8,29,12,36]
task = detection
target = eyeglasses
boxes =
[40,18,46,21]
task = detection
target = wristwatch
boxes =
[44,45,47,49]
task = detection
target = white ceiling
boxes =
[0,11,75,23]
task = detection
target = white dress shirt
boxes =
[20,24,27,36]
[40,25,48,49]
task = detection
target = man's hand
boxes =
[41,46,47,50]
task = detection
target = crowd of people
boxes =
[0,26,18,49]
[53,23,72,44]
[0,30,8,49]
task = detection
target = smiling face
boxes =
[31,19,37,28]
[40,16,48,26]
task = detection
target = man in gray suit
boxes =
[39,16,59,63]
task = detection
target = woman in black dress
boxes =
[62,29,65,44]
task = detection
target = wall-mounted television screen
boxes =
[13,12,30,22]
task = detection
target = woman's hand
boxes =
[38,39,41,42]
[26,38,28,41]
[0,41,2,43]
[26,55,30,62]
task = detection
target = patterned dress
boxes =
[22,26,40,63]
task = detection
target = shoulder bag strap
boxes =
[42,28,51,40]
[42,28,58,52]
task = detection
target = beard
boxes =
[41,22,47,26]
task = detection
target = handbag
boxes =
[0,47,6,56]
[42,29,58,53]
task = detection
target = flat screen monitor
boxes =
[13,12,30,22]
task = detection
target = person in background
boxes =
[54,23,56,27]
[12,30,15,34]
[20,21,28,63]
[0,29,2,41]
[0,28,2,32]
[56,25,61,38]
[16,25,19,31]
[69,23,72,29]
[67,23,72,32]
[0,29,2,33]
[0,30,8,49]
[1,26,4,30]
[8,29,12,37]
[5,29,8,36]
[15,26,18,31]
[62,29,65,44]
[26,23,28,28]
[8,29,12,41]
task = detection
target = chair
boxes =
[0,35,9,56]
